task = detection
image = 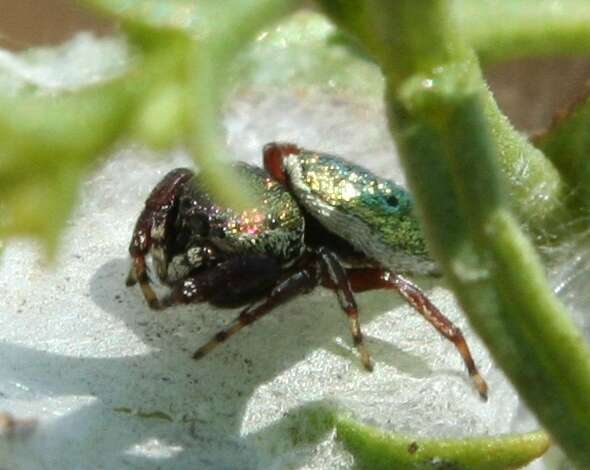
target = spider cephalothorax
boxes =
[127,143,488,400]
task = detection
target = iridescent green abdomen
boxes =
[185,162,305,263]
[282,150,436,274]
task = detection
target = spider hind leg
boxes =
[342,268,489,400]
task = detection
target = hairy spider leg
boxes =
[127,168,194,310]
[189,266,318,360]
[339,268,488,400]
[265,142,486,396]
[184,249,374,371]
[264,144,373,370]
[317,248,373,371]
[128,256,160,310]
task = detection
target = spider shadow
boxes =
[91,258,438,461]
[0,256,440,469]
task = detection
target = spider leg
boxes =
[125,265,138,286]
[127,168,194,310]
[130,256,162,310]
[191,266,318,360]
[316,248,373,371]
[337,268,488,400]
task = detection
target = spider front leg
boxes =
[127,168,194,309]
[183,264,318,360]
[338,268,489,400]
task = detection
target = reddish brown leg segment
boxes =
[127,168,194,310]
[331,268,488,400]
[129,256,161,310]
[192,268,318,360]
[318,248,373,371]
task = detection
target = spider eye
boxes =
[384,195,399,207]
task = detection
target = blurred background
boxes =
[0,0,112,50]
[4,0,587,134]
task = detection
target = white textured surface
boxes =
[0,31,547,469]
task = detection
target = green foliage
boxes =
[0,0,301,253]
[534,94,590,212]
[453,0,590,64]
[0,80,139,251]
[260,404,550,469]
[336,416,550,470]
[316,1,590,467]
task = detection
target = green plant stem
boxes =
[319,0,590,467]
[534,94,590,212]
[391,79,590,467]
[336,416,550,470]
[181,0,299,210]
[263,402,550,469]
[80,0,300,212]
[453,0,590,64]
[480,86,569,234]
[319,0,570,235]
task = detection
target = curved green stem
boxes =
[534,93,590,212]
[336,416,550,470]
[318,0,571,236]
[453,0,590,64]
[84,0,300,210]
[252,403,550,469]
[319,0,590,467]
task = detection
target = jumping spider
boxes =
[126,142,488,400]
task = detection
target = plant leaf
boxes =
[0,80,137,254]
[82,0,301,211]
[336,417,550,470]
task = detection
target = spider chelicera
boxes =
[126,142,488,400]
